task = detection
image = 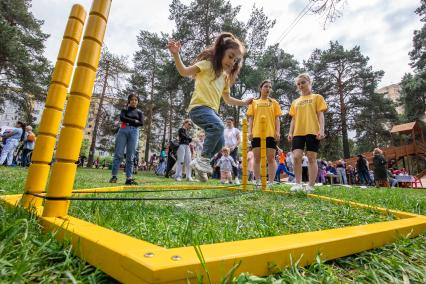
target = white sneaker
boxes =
[290,184,303,192]
[304,185,315,193]
[252,179,260,189]
[187,177,195,182]
[234,177,240,185]
[175,177,182,182]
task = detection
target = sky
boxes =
[31,0,423,87]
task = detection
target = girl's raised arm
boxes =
[167,40,200,77]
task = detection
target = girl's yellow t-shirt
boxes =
[246,98,282,138]
[289,94,327,136]
[187,60,230,113]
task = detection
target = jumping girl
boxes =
[167,32,252,181]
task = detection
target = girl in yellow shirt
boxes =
[288,73,327,193]
[247,79,282,186]
[167,32,252,181]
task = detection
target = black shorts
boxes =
[292,135,320,152]
[251,137,276,149]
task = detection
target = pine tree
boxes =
[305,41,384,158]
[0,0,50,116]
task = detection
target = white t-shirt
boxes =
[302,155,309,167]
[224,127,241,148]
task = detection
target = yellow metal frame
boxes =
[2,0,426,283]
[2,190,426,283]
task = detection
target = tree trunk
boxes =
[204,1,210,46]
[161,117,167,149]
[87,60,109,167]
[144,102,153,162]
[338,78,350,158]
[144,52,156,162]
[168,91,173,141]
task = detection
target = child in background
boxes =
[275,147,295,183]
[216,147,237,184]
[167,32,252,182]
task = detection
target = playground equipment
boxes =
[344,121,426,175]
[1,1,426,283]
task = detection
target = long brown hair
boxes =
[193,32,245,83]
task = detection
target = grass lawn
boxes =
[1,166,426,283]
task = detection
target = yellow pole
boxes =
[21,5,87,208]
[241,118,248,191]
[260,116,267,191]
[43,0,112,217]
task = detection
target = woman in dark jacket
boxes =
[356,154,372,186]
[373,148,389,187]
[109,94,143,185]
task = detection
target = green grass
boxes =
[1,166,426,283]
[68,190,395,248]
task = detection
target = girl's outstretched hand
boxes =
[167,40,181,55]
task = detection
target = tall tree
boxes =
[352,92,399,153]
[402,0,426,126]
[87,48,129,166]
[129,31,169,161]
[399,73,426,124]
[305,41,384,158]
[409,0,426,74]
[0,0,50,113]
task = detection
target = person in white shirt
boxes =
[223,117,241,184]
[302,153,309,182]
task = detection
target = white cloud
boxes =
[31,0,422,87]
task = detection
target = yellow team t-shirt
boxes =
[187,60,230,113]
[289,93,327,136]
[246,98,282,138]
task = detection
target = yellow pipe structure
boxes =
[42,0,112,217]
[21,5,87,208]
[260,116,267,191]
[241,118,248,191]
[2,192,426,284]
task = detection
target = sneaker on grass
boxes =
[125,178,138,185]
[109,176,117,183]
[234,177,240,185]
[290,183,303,192]
[304,185,315,193]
